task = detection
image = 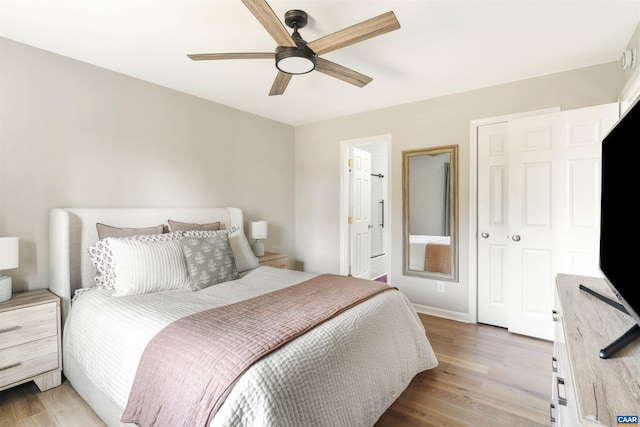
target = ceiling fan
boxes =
[187,0,401,96]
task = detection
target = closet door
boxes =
[477,122,510,328]
[477,103,618,340]
[506,112,557,340]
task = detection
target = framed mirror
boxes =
[403,145,458,281]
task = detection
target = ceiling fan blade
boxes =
[314,57,372,88]
[307,11,400,56]
[187,53,274,61]
[241,0,296,47]
[269,71,292,96]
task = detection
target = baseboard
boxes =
[412,303,471,323]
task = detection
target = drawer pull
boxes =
[552,309,558,322]
[0,362,22,372]
[551,356,558,372]
[557,377,567,406]
[549,403,556,423]
[0,325,21,334]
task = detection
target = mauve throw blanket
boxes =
[120,274,396,427]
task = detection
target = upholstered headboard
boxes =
[49,207,243,324]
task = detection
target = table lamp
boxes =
[0,237,19,303]
[249,221,267,257]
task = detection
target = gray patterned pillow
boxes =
[182,227,258,273]
[180,233,239,290]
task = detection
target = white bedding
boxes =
[63,266,438,426]
[51,207,438,426]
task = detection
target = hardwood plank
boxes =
[375,314,552,426]
[0,378,105,427]
[0,314,552,426]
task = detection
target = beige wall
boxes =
[0,38,295,293]
[0,36,624,320]
[294,62,621,318]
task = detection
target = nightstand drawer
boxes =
[0,336,59,387]
[261,258,288,268]
[0,302,57,350]
[258,252,289,269]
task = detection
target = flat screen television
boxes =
[595,96,640,358]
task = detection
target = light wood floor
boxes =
[376,314,552,426]
[0,314,552,427]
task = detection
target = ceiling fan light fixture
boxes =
[275,46,316,74]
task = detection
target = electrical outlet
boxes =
[436,281,445,293]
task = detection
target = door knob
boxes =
[481,232,489,238]
[512,235,521,242]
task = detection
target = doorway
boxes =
[340,135,391,280]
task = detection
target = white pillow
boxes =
[108,239,191,296]
[183,227,259,273]
[228,228,259,273]
[88,232,184,289]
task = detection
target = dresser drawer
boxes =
[0,302,57,350]
[552,288,580,425]
[0,336,59,387]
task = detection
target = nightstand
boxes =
[258,252,289,269]
[0,289,62,392]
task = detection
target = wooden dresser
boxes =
[552,274,640,426]
[258,252,289,269]
[0,289,62,392]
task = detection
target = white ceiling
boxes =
[2,1,639,126]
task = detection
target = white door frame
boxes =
[340,134,392,276]
[468,108,559,323]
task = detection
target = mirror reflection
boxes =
[403,145,458,281]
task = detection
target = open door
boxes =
[349,146,371,278]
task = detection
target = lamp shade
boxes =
[0,237,18,303]
[0,237,19,270]
[249,221,268,240]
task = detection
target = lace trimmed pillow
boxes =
[88,231,183,289]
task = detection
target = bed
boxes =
[49,207,438,427]
[409,234,451,273]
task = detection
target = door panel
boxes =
[555,106,615,278]
[477,123,509,327]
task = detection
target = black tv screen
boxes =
[600,98,640,329]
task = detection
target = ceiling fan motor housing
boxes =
[276,9,316,74]
[284,10,308,30]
